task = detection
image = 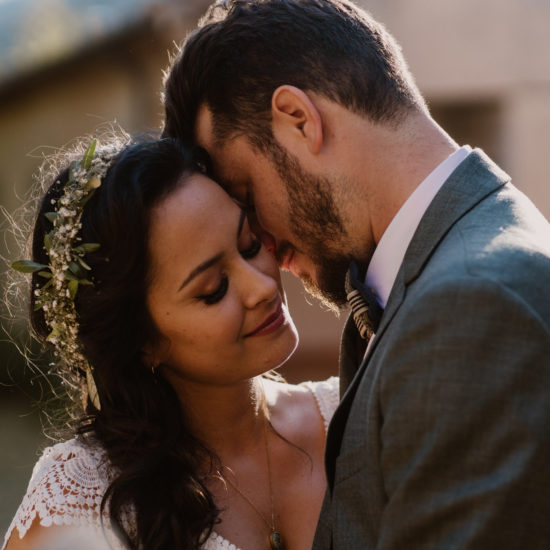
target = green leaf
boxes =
[74,243,100,254]
[79,188,97,208]
[46,328,60,342]
[79,278,93,286]
[44,231,53,252]
[37,271,52,279]
[41,278,53,291]
[44,212,59,224]
[64,269,79,282]
[68,279,79,300]
[80,140,97,170]
[11,260,48,273]
[77,257,91,271]
[68,261,86,279]
[85,176,101,190]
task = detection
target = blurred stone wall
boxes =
[362,0,550,219]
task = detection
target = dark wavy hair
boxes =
[29,137,219,549]
[163,0,426,151]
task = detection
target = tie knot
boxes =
[345,261,383,340]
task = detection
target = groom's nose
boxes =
[247,212,277,257]
[259,231,277,256]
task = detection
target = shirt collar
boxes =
[365,145,471,308]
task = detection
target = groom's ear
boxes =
[271,85,323,156]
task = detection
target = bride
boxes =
[3,136,338,550]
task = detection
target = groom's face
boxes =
[195,104,350,311]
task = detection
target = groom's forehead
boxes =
[194,103,251,199]
[194,105,231,182]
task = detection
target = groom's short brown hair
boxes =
[163,0,426,152]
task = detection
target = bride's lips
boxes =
[245,302,286,338]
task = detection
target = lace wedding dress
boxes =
[3,378,339,550]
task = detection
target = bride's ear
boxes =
[271,85,323,156]
[142,342,163,375]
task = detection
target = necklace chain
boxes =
[222,413,284,550]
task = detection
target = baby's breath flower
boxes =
[11,140,118,411]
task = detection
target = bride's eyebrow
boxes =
[178,209,247,292]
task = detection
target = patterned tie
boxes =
[344,260,384,340]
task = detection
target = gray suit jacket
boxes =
[313,150,550,549]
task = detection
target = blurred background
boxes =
[1,0,549,539]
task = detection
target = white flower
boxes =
[58,207,77,218]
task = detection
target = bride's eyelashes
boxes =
[199,275,229,305]
[240,238,261,259]
[197,239,262,306]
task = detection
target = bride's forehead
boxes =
[149,177,241,250]
[157,174,236,216]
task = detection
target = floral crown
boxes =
[12,140,117,410]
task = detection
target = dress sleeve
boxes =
[2,437,117,549]
[302,377,340,433]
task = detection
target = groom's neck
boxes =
[341,111,458,262]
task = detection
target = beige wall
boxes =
[362,0,550,219]
[0,27,172,216]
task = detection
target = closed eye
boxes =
[240,239,262,259]
[198,275,229,305]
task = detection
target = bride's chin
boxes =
[258,323,299,374]
[275,322,300,368]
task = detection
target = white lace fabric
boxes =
[3,377,339,550]
[2,436,125,549]
[302,377,340,433]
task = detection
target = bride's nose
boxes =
[239,262,278,309]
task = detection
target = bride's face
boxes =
[145,173,298,387]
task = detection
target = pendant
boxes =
[269,530,284,550]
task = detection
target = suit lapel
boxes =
[325,149,511,489]
[402,148,510,285]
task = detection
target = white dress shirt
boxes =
[365,145,472,309]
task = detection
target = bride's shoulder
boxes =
[264,376,339,432]
[3,435,113,548]
[30,435,110,489]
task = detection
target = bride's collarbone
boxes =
[209,415,326,549]
[213,477,324,550]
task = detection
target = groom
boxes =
[162,0,550,548]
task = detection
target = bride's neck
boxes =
[174,376,267,456]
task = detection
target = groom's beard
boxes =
[300,253,353,313]
[269,143,350,312]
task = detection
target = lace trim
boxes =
[301,376,340,432]
[203,532,241,550]
[2,437,121,549]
